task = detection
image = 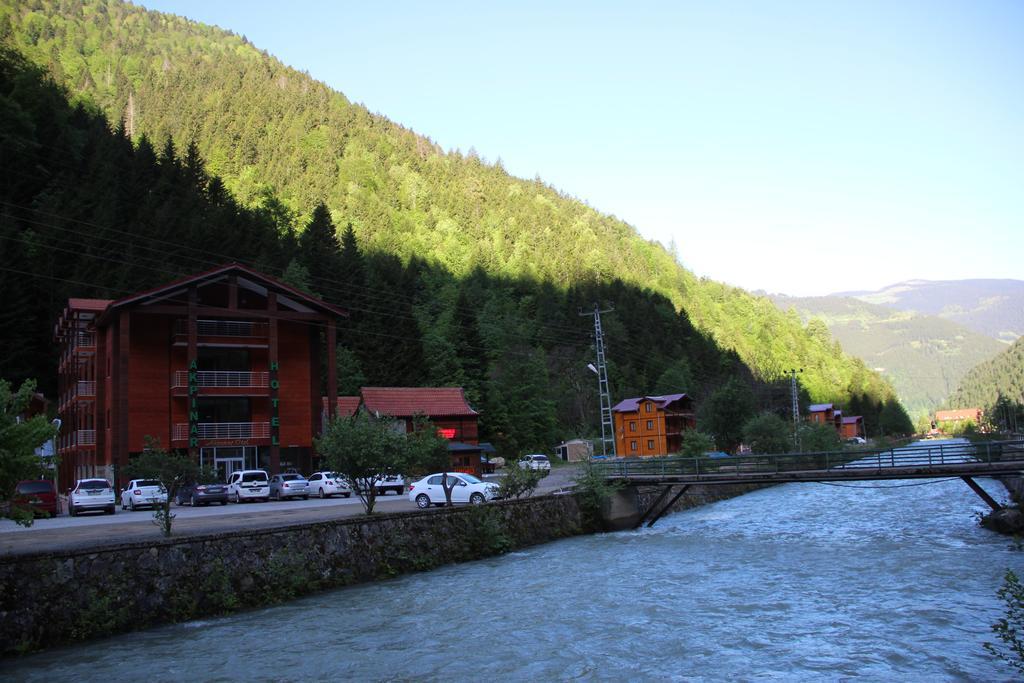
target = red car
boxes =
[14,480,58,517]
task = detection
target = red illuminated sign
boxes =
[437,428,456,439]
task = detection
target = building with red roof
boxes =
[612,393,696,457]
[840,416,864,440]
[935,408,983,425]
[324,387,483,474]
[54,264,346,490]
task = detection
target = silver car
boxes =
[269,473,310,500]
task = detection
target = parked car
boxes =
[120,479,167,511]
[269,473,310,500]
[68,478,116,516]
[307,472,351,498]
[846,437,867,445]
[175,481,229,506]
[518,454,551,471]
[350,473,406,496]
[13,480,58,517]
[226,469,270,503]
[408,472,500,508]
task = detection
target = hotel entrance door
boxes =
[200,447,246,482]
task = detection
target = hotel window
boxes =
[645,403,653,413]
[647,439,654,450]
[629,421,637,432]
[646,420,653,429]
[630,440,637,452]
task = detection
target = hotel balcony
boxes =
[172,422,270,442]
[172,319,270,347]
[171,370,270,396]
[59,380,97,410]
[59,429,96,451]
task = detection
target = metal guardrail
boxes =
[171,371,269,388]
[592,440,1024,480]
[172,422,270,440]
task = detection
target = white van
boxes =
[226,469,270,503]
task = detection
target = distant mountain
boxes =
[771,294,1005,415]
[946,337,1024,409]
[832,279,1024,343]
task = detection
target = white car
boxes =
[120,479,167,511]
[307,472,351,498]
[518,454,551,471]
[408,472,500,508]
[68,478,116,516]
[226,469,270,503]
[350,473,406,496]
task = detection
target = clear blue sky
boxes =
[139,0,1023,296]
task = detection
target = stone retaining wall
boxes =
[0,495,588,657]
[0,482,768,657]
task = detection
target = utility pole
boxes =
[581,303,616,457]
[788,368,803,450]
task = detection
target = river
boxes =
[6,441,1021,681]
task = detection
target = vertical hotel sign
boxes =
[188,358,199,447]
[270,361,280,446]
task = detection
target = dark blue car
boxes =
[175,482,229,506]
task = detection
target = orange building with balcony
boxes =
[612,393,696,457]
[54,264,345,490]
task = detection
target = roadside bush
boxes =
[497,464,543,500]
[985,568,1024,674]
[679,430,715,457]
[742,413,792,455]
[799,423,841,452]
[573,461,621,530]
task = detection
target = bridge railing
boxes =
[593,439,1024,479]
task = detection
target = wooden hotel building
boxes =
[54,264,345,490]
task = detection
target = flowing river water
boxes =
[6,440,1022,681]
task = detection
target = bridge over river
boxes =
[593,439,1024,528]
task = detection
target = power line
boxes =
[0,199,597,343]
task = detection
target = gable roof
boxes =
[68,298,114,311]
[100,263,346,321]
[612,393,691,413]
[808,404,834,412]
[322,396,362,417]
[361,387,479,418]
[841,416,863,424]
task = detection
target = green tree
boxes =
[497,462,544,500]
[799,423,841,452]
[124,437,207,537]
[742,413,792,455]
[0,378,58,526]
[316,411,406,514]
[878,398,914,436]
[297,202,342,300]
[699,377,757,453]
[334,344,366,396]
[985,569,1024,675]
[653,359,694,395]
[678,429,715,457]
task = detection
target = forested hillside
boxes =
[0,0,897,410]
[771,294,1004,415]
[946,337,1024,412]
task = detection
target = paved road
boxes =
[0,465,582,557]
